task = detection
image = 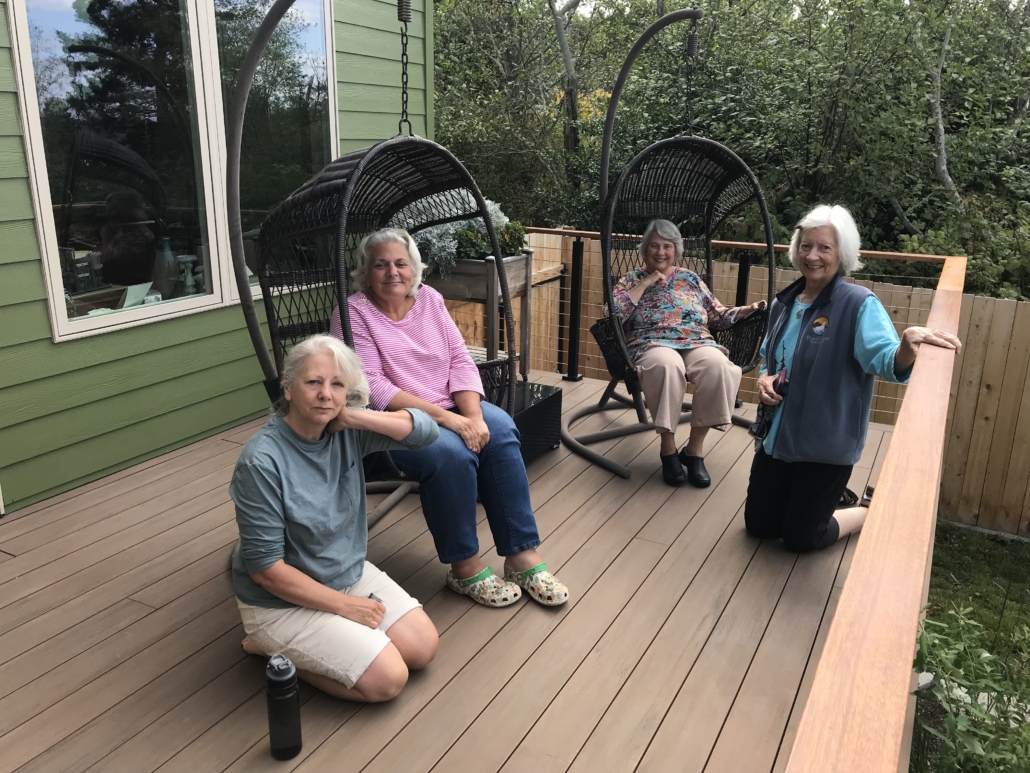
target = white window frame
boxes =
[6,0,339,341]
[210,0,340,303]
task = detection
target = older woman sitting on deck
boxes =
[611,219,766,488]
[330,228,569,609]
[745,205,962,552]
[230,335,440,702]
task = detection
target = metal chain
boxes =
[398,22,413,135]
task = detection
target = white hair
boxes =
[789,205,863,276]
[352,228,425,297]
[638,219,684,262]
[277,334,369,415]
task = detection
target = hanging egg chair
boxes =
[561,7,777,479]
[226,0,520,523]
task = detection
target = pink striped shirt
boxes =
[330,286,484,410]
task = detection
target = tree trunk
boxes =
[890,197,923,236]
[547,0,580,154]
[930,20,964,214]
[1013,94,1028,126]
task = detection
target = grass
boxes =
[927,521,1030,638]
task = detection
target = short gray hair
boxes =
[277,334,370,415]
[638,219,684,262]
[789,205,863,276]
[352,228,425,297]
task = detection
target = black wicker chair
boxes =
[256,135,521,522]
[560,11,776,479]
[257,134,518,410]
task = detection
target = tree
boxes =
[435,0,1030,296]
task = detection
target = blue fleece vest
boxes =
[766,275,874,465]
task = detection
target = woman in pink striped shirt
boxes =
[331,229,568,609]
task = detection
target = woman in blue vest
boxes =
[744,205,961,552]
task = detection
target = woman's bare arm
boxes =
[251,560,385,629]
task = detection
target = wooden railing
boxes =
[784,256,966,772]
[522,227,968,772]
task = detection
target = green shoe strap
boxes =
[512,563,548,581]
[458,566,494,587]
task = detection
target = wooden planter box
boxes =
[424,250,533,377]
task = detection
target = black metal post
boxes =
[735,251,752,307]
[557,271,567,373]
[564,237,584,382]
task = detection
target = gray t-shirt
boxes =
[229,410,438,607]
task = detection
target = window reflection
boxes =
[27,0,213,319]
[215,0,332,281]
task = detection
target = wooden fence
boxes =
[448,231,1030,536]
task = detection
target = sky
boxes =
[26,0,328,101]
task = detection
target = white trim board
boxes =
[6,0,341,341]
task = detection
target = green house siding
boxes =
[0,0,433,512]
[335,0,433,153]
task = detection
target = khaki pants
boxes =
[635,345,742,434]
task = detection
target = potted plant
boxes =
[416,202,531,303]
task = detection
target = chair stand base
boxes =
[561,393,692,479]
[366,481,419,528]
[562,395,754,479]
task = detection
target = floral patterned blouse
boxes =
[611,267,744,361]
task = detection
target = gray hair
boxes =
[277,334,370,415]
[638,219,684,262]
[352,228,425,297]
[789,205,863,276]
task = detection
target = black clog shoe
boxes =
[678,451,711,488]
[661,452,686,487]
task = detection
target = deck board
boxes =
[0,372,893,773]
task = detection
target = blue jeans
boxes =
[390,401,542,564]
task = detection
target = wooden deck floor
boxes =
[0,372,893,773]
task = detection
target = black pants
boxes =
[744,448,853,553]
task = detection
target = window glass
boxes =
[215,0,333,281]
[26,0,214,320]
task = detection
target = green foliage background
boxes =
[435,0,1030,298]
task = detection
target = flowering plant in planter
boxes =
[415,200,525,278]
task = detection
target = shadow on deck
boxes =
[0,371,893,773]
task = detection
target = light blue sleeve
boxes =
[357,407,440,456]
[854,296,911,383]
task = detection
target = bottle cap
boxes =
[266,654,297,684]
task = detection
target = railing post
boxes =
[564,237,584,382]
[734,250,751,307]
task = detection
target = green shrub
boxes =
[911,606,1030,773]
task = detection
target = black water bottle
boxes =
[266,654,302,760]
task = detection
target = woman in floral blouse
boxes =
[611,219,765,488]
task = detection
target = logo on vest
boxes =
[812,317,830,336]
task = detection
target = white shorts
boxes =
[236,561,421,688]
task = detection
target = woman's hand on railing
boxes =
[895,326,963,373]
